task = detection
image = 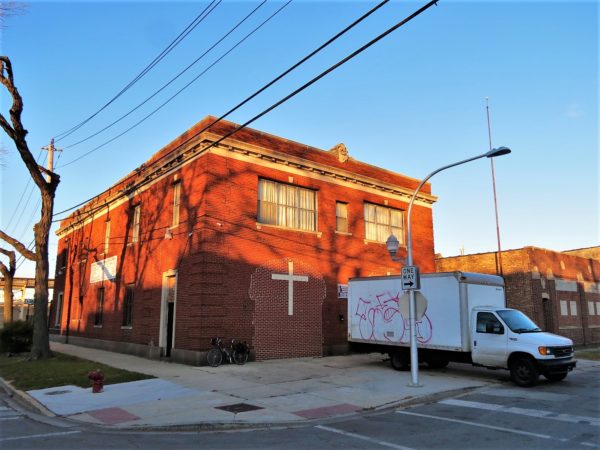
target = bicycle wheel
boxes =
[233,349,248,365]
[207,348,222,367]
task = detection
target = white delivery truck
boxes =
[348,271,576,387]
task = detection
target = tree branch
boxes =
[0,56,48,191]
[0,260,8,277]
[0,229,35,260]
[0,247,16,274]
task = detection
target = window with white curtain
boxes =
[364,202,404,243]
[131,205,141,243]
[104,220,110,254]
[258,179,316,231]
[336,202,348,233]
[172,182,181,228]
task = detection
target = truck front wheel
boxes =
[390,351,410,371]
[544,371,568,382]
[510,356,539,387]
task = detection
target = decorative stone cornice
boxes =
[57,131,436,237]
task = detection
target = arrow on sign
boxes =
[403,281,414,287]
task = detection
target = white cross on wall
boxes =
[271,261,309,315]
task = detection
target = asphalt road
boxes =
[1,362,598,449]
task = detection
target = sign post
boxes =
[402,265,422,387]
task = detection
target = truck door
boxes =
[472,311,508,367]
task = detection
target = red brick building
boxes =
[50,117,437,363]
[436,246,600,345]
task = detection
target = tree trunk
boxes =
[0,56,59,359]
[30,188,55,359]
[0,248,16,324]
[2,278,13,324]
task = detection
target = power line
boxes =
[61,0,268,151]
[8,183,37,235]
[3,150,43,231]
[14,239,34,272]
[54,0,222,142]
[53,0,437,224]
[58,0,290,169]
[172,0,391,169]
[17,197,41,243]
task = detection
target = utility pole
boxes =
[41,138,61,182]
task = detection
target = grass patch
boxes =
[0,352,154,391]
[576,346,600,361]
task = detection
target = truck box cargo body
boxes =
[348,272,577,386]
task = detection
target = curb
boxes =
[0,375,56,418]
[72,383,491,433]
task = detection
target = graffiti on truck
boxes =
[354,290,432,344]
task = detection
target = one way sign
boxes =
[401,266,420,290]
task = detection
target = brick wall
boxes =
[436,246,600,344]
[50,119,436,362]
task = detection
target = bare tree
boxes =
[0,56,60,359]
[0,3,27,28]
[0,247,16,324]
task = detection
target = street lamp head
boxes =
[486,146,511,158]
[386,234,400,257]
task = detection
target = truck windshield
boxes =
[497,310,541,333]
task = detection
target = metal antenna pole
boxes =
[486,98,504,276]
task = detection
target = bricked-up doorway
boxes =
[159,271,177,357]
[249,258,326,360]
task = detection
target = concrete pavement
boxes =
[5,341,500,429]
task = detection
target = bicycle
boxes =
[206,337,249,367]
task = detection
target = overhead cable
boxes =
[58,0,290,168]
[53,0,437,222]
[61,0,268,151]
[3,150,43,232]
[54,0,222,142]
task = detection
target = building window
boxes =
[122,285,134,327]
[257,179,316,231]
[104,220,111,254]
[130,205,141,243]
[94,288,104,326]
[588,301,596,316]
[54,292,63,327]
[569,301,578,316]
[364,202,404,243]
[172,182,181,228]
[336,202,348,233]
[560,300,568,316]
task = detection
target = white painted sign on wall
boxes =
[90,256,117,283]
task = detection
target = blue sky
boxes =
[1,0,598,277]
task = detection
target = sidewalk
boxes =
[11,342,498,429]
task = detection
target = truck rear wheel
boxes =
[544,371,568,382]
[510,356,539,387]
[390,351,410,371]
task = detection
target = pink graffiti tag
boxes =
[354,290,432,344]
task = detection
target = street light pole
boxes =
[391,146,511,387]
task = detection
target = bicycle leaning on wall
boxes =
[206,337,249,367]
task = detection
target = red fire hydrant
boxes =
[88,369,105,393]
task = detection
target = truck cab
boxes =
[471,307,576,386]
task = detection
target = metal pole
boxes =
[486,99,504,276]
[405,151,497,387]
